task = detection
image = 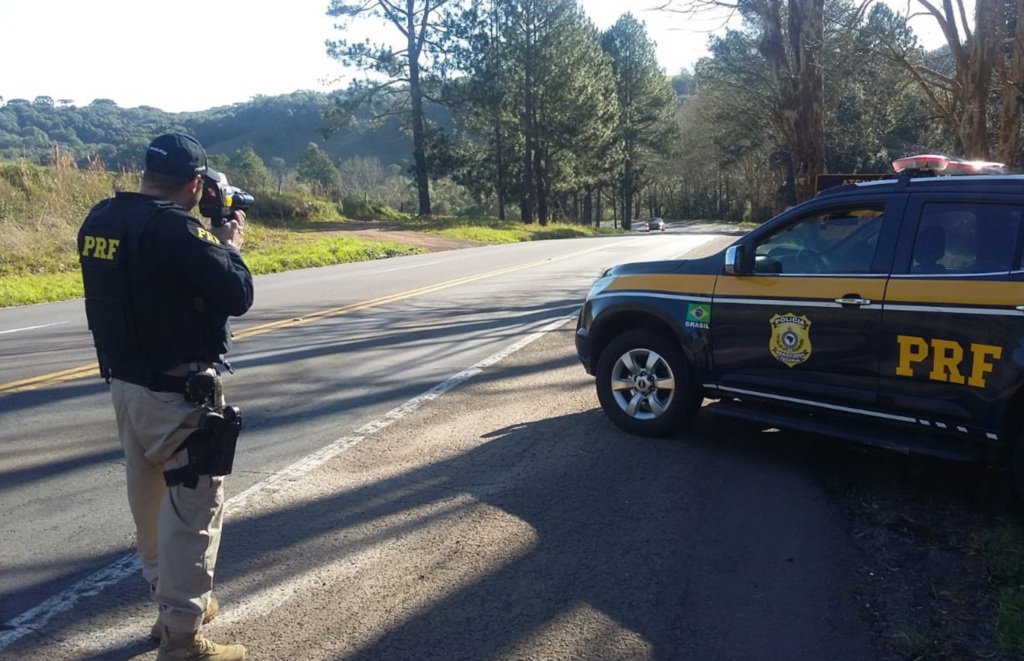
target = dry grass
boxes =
[0,157,623,308]
[0,157,422,307]
[0,154,134,277]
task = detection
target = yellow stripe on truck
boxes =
[606,274,717,296]
[713,276,888,299]
[886,279,1024,307]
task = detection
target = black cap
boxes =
[145,133,208,182]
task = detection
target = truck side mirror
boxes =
[724,245,746,275]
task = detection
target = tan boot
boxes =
[155,627,247,661]
[149,596,220,641]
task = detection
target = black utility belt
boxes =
[110,371,189,394]
[111,366,223,410]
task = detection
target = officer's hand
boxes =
[212,210,245,250]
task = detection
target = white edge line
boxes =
[376,261,440,273]
[0,313,575,650]
[0,322,69,335]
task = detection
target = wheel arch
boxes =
[589,303,707,381]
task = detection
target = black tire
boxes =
[595,329,699,437]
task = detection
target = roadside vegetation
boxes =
[819,444,1024,659]
[0,157,621,308]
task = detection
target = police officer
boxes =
[79,133,253,661]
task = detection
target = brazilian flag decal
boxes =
[685,303,711,329]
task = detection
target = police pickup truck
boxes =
[574,155,1024,499]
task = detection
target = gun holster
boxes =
[163,406,243,488]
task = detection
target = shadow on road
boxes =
[4,328,1021,661]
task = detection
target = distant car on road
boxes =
[645,217,665,232]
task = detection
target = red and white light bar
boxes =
[892,154,1005,174]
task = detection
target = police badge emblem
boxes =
[769,313,812,367]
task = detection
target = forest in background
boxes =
[0,0,1011,227]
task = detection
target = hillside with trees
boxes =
[0,0,1015,226]
[0,91,413,189]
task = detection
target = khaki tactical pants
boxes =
[110,366,225,633]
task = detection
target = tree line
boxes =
[327,0,679,227]
[326,0,1020,223]
[2,0,1017,225]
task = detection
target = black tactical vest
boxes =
[79,195,226,377]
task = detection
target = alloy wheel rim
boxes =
[608,347,676,420]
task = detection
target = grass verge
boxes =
[990,524,1024,652]
[0,217,623,308]
[0,157,624,307]
[398,216,624,243]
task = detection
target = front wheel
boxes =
[595,330,699,437]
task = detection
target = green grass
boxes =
[0,173,623,307]
[397,215,624,243]
[0,272,86,308]
[0,233,427,308]
[998,589,1024,652]
[242,234,426,274]
[0,156,625,307]
[0,217,620,308]
[989,524,1024,652]
[888,628,934,660]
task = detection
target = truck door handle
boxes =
[835,297,872,306]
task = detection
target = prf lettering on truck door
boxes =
[896,335,1002,388]
[80,235,120,260]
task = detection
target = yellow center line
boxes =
[0,240,629,396]
[0,364,102,394]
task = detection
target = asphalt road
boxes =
[0,226,880,660]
